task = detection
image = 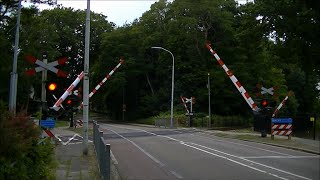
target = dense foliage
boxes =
[0,0,319,121]
[0,109,56,179]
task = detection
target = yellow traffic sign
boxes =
[310,117,315,122]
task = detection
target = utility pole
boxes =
[83,0,90,155]
[122,86,125,121]
[41,52,48,118]
[9,0,22,115]
[208,73,211,128]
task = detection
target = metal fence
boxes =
[93,121,110,180]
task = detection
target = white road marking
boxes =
[181,142,288,180]
[170,170,183,179]
[110,150,119,165]
[111,124,293,157]
[195,132,294,156]
[108,125,291,156]
[187,142,312,180]
[241,156,320,159]
[104,124,312,180]
[106,127,183,179]
[107,128,165,167]
[55,134,92,145]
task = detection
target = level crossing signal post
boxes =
[64,94,80,128]
[258,98,277,137]
[259,98,270,137]
[24,52,69,119]
[182,96,196,127]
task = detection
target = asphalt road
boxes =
[100,123,319,180]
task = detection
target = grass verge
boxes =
[55,120,69,127]
[85,144,101,180]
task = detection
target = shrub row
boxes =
[0,109,56,179]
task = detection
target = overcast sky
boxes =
[24,0,250,26]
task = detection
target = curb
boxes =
[236,138,320,155]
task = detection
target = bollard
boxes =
[105,144,111,180]
[94,123,100,151]
[99,137,105,179]
[99,137,110,180]
[93,121,96,144]
[98,131,103,160]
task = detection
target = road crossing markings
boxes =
[104,124,312,180]
[55,133,93,145]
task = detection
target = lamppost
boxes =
[151,47,174,128]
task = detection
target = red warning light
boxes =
[66,99,72,105]
[47,83,57,91]
[261,99,268,107]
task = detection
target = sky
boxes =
[24,0,250,26]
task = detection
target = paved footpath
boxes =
[53,127,100,180]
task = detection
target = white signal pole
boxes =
[41,53,48,116]
[9,0,22,115]
[83,0,90,155]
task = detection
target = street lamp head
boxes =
[151,47,162,50]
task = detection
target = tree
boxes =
[241,0,320,113]
[0,5,114,112]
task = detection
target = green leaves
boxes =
[1,0,318,120]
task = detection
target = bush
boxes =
[0,109,56,179]
[139,111,253,128]
[211,114,253,128]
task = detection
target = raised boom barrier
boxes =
[205,43,259,113]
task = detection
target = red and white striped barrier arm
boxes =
[205,43,259,112]
[25,55,68,77]
[180,96,190,114]
[52,94,65,110]
[272,95,289,117]
[44,129,54,138]
[51,71,85,111]
[79,59,124,109]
